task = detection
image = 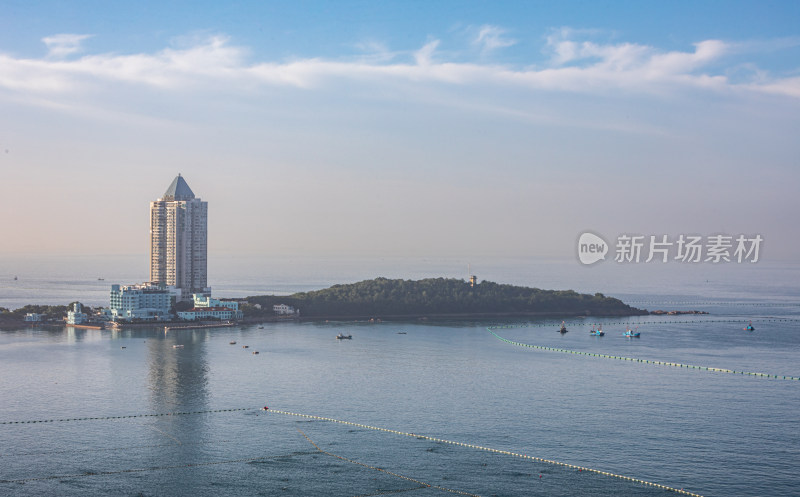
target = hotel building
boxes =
[150,175,208,298]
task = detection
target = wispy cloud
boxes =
[1,30,798,102]
[473,25,517,54]
[42,33,93,58]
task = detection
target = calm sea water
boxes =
[0,256,798,496]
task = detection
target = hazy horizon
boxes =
[2,1,798,261]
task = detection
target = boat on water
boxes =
[172,344,184,348]
[590,325,605,336]
[623,327,641,338]
[229,341,237,345]
[558,321,568,333]
[744,321,755,331]
[336,333,352,340]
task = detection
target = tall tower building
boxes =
[150,175,208,297]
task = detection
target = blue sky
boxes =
[1,1,799,260]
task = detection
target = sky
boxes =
[1,1,799,262]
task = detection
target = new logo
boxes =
[577,232,608,265]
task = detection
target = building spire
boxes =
[162,174,195,201]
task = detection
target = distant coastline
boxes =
[1,277,657,330]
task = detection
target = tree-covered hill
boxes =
[245,277,644,318]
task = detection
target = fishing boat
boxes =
[744,321,755,331]
[623,327,641,338]
[590,325,605,336]
[558,321,568,333]
[336,333,352,340]
[229,341,237,345]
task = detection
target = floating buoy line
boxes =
[488,326,800,381]
[491,317,800,330]
[0,407,252,425]
[268,409,703,496]
[0,405,703,495]
[623,301,800,307]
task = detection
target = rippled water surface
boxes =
[1,257,798,496]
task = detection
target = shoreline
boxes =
[1,309,723,330]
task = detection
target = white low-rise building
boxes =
[193,294,239,311]
[66,303,88,325]
[273,304,297,315]
[110,283,180,321]
[177,294,243,321]
[177,306,240,321]
[24,313,44,322]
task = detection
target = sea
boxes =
[0,255,798,497]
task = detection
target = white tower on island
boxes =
[149,174,208,297]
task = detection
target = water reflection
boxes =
[140,328,212,461]
[146,328,210,411]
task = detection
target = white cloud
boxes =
[0,30,798,103]
[42,33,93,58]
[473,25,517,53]
[745,76,800,98]
[414,39,439,66]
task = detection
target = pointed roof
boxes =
[162,174,195,201]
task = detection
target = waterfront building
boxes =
[177,294,243,321]
[193,294,240,312]
[273,304,297,315]
[150,175,208,299]
[177,306,239,321]
[24,313,44,322]
[66,302,88,325]
[109,283,179,321]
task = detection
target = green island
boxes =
[243,277,646,320]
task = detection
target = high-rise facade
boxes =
[150,175,208,296]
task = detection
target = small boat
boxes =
[13,276,17,281]
[336,333,352,340]
[258,326,264,329]
[243,345,249,348]
[397,331,407,334]
[590,325,604,336]
[252,351,259,355]
[558,321,568,334]
[623,327,640,338]
[173,344,184,348]
[744,321,755,331]
[229,341,237,345]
